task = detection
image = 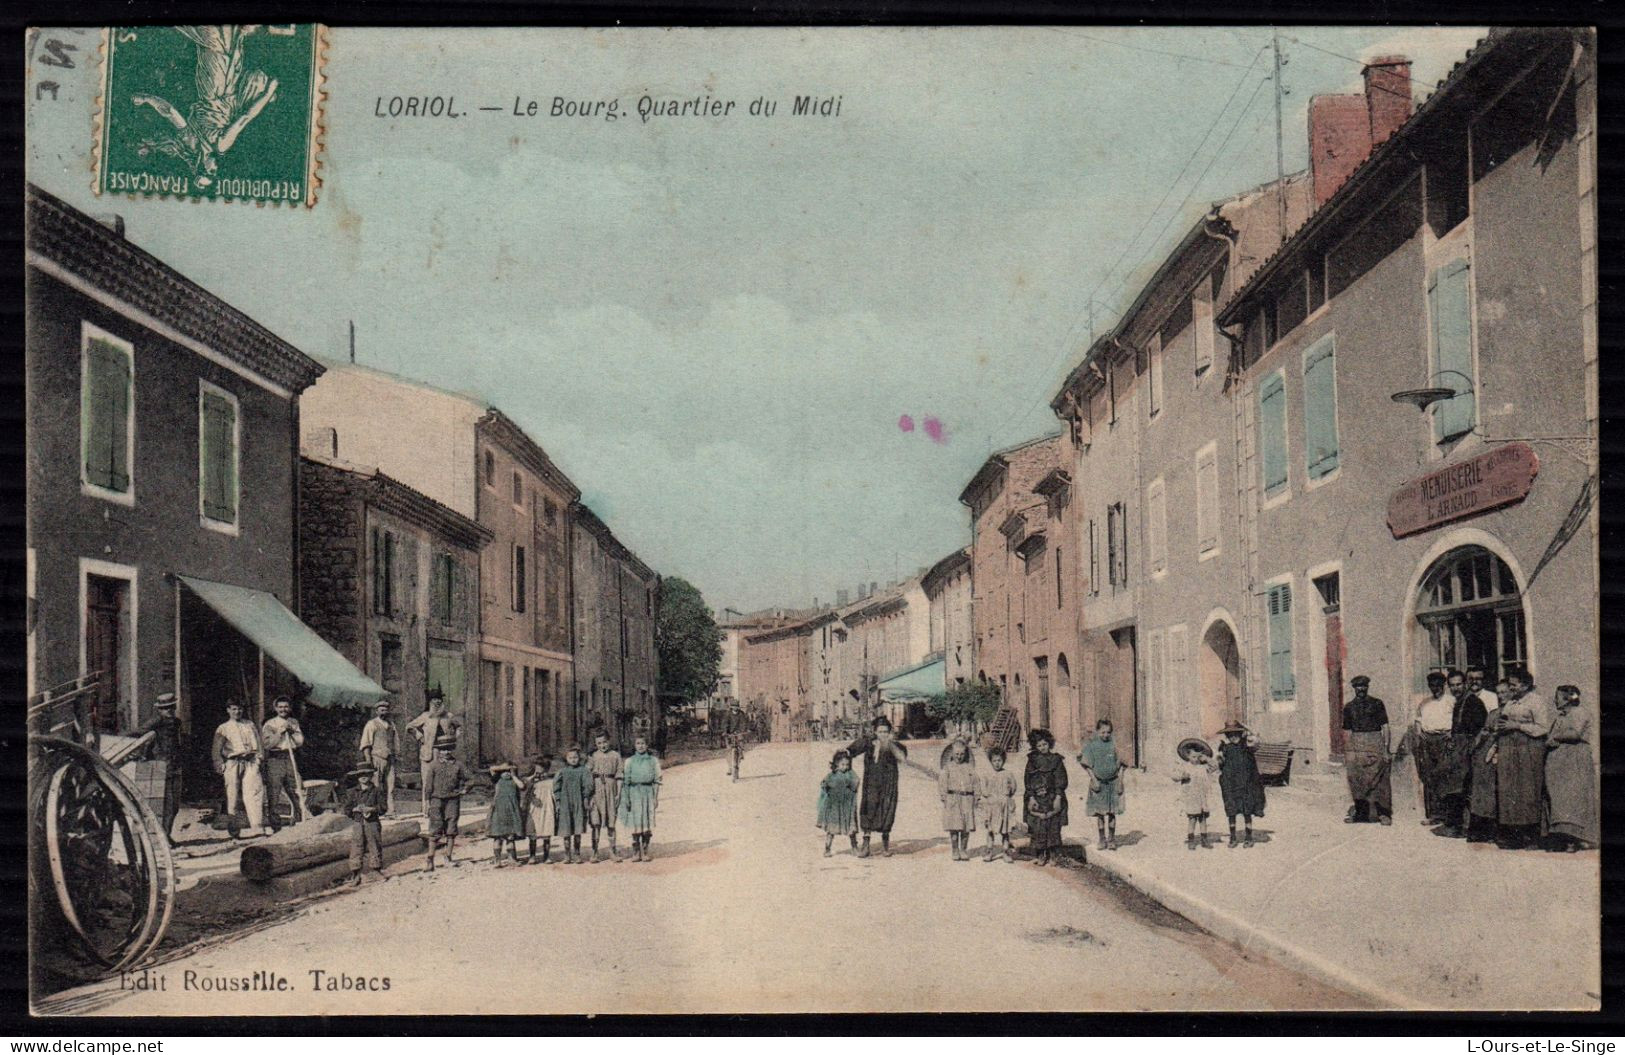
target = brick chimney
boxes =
[1308,54,1414,206]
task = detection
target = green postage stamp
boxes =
[95,24,324,205]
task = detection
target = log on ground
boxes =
[240,819,420,881]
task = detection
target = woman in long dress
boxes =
[1544,685,1595,851]
[617,736,662,862]
[1495,667,1551,850]
[1023,727,1068,866]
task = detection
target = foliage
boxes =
[655,577,722,711]
[925,681,1004,729]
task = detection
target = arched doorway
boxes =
[1034,657,1051,731]
[1199,621,1242,738]
[1413,545,1528,688]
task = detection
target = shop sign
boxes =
[1387,442,1539,539]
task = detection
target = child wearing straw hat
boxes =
[1173,737,1218,850]
[342,763,387,886]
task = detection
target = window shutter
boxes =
[1259,373,1288,498]
[1117,504,1129,585]
[1430,260,1475,441]
[430,552,447,622]
[1106,507,1119,587]
[1147,481,1167,574]
[1087,519,1099,595]
[201,391,236,521]
[1267,583,1295,700]
[1168,624,1188,725]
[1148,336,1163,417]
[1302,336,1340,478]
[1194,289,1215,373]
[83,339,130,491]
[1196,449,1219,553]
[371,528,384,614]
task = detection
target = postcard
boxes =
[25,24,1599,1016]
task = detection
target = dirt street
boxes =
[42,741,1366,1015]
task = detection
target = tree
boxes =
[656,577,722,714]
[926,682,1004,734]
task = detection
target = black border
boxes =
[2,0,1620,1037]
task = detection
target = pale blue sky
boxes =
[28,26,1485,612]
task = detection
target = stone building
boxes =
[297,449,491,775]
[25,185,380,795]
[298,363,581,763]
[571,505,660,753]
[922,548,974,691]
[959,434,1086,750]
[1048,29,1597,778]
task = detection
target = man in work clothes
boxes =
[359,700,399,816]
[212,699,269,838]
[406,689,461,767]
[847,716,909,857]
[135,692,184,842]
[260,695,306,830]
[423,735,469,870]
[1342,675,1393,825]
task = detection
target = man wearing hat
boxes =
[1341,676,1393,825]
[212,698,269,838]
[846,716,909,857]
[136,693,184,841]
[422,735,469,869]
[260,696,307,831]
[342,762,388,886]
[359,700,400,816]
[406,687,462,767]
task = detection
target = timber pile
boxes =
[240,819,420,882]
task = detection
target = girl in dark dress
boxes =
[1023,727,1069,865]
[1216,722,1266,848]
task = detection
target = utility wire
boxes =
[1281,34,1420,103]
[1047,29,1264,70]
[994,42,1273,441]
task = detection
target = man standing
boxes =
[359,700,399,816]
[1464,668,1499,713]
[212,699,269,839]
[587,732,623,863]
[422,735,469,870]
[135,692,184,842]
[406,688,461,767]
[1439,670,1489,836]
[260,695,306,830]
[847,716,909,857]
[1411,672,1455,825]
[1341,676,1392,826]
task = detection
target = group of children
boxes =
[815,716,1272,861]
[486,734,664,865]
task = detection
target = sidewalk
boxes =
[1018,751,1599,1011]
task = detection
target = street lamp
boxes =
[1389,369,1475,412]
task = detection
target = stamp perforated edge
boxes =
[90,24,329,208]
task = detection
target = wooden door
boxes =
[1325,610,1346,760]
[85,576,124,732]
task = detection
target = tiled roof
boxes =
[574,503,657,583]
[302,452,494,551]
[26,183,325,394]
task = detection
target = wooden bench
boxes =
[1254,741,1295,786]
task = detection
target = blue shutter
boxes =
[1259,373,1288,498]
[1302,336,1340,479]
[1430,260,1475,441]
[1267,583,1295,700]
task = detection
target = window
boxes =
[483,449,495,487]
[371,527,396,616]
[544,498,558,527]
[80,323,134,501]
[1107,362,1118,425]
[1147,629,1166,726]
[1258,371,1289,501]
[1196,444,1219,556]
[512,543,528,613]
[1193,282,1215,374]
[522,665,531,740]
[1266,581,1295,701]
[1087,518,1099,596]
[504,663,515,729]
[1428,259,1476,442]
[430,551,456,623]
[1425,138,1470,237]
[1055,547,1064,608]
[1106,501,1128,588]
[1147,336,1163,418]
[1276,271,1308,339]
[1146,478,1167,576]
[645,586,654,617]
[512,471,524,507]
[1302,335,1341,479]
[1307,255,1327,314]
[198,381,239,528]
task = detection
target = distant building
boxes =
[298,363,581,763]
[571,505,660,753]
[922,547,974,689]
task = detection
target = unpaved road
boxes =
[40,741,1366,1015]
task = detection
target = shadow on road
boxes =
[884,836,947,855]
[653,838,729,857]
[733,772,785,782]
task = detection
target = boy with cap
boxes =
[343,763,388,886]
[359,699,399,816]
[136,693,184,841]
[422,736,469,870]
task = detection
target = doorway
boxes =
[1313,574,1345,760]
[1414,545,1527,688]
[1199,620,1242,739]
[83,573,130,734]
[1034,656,1051,731]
